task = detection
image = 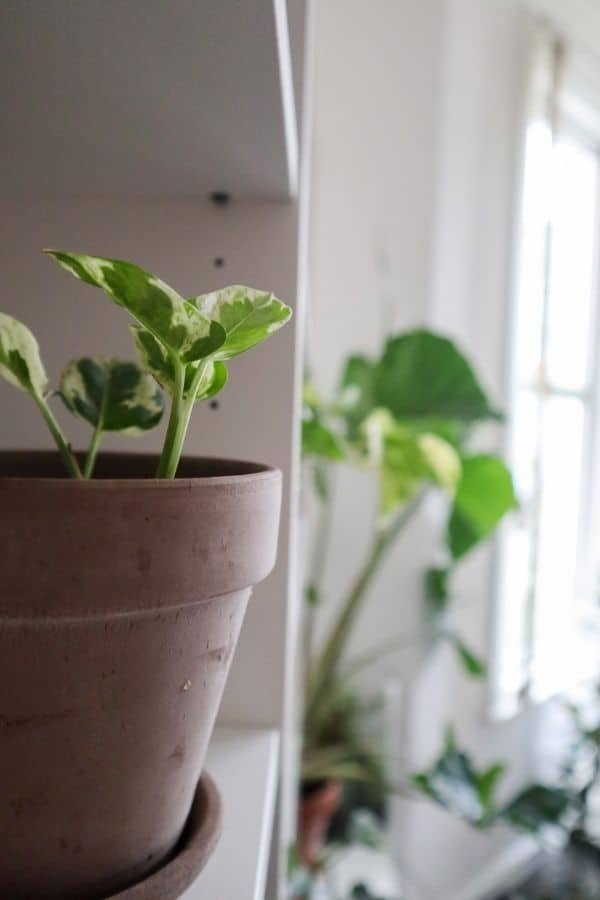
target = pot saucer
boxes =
[109,773,222,899]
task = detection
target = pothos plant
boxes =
[301,330,517,808]
[0,251,291,477]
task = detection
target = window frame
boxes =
[489,106,600,721]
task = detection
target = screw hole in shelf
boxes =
[209,400,220,411]
[210,191,231,207]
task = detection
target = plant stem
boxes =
[34,394,82,479]
[83,383,109,479]
[156,360,209,479]
[342,632,419,680]
[303,462,335,677]
[305,492,424,726]
[84,420,104,478]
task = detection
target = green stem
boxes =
[342,632,418,680]
[84,420,104,478]
[34,394,82,479]
[305,492,424,726]
[156,360,208,479]
[303,461,335,680]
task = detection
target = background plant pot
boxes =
[298,779,343,868]
[0,451,281,900]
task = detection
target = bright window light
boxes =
[494,119,600,716]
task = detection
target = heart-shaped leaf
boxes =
[375,330,501,424]
[45,251,226,361]
[60,357,164,433]
[132,326,228,402]
[0,313,48,397]
[189,285,291,360]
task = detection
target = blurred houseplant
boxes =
[414,688,600,899]
[299,329,517,868]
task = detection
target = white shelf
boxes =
[180,727,280,900]
[0,0,298,199]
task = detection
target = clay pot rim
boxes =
[0,450,280,488]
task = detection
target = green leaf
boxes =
[60,358,164,433]
[375,329,501,424]
[364,410,456,519]
[305,584,320,607]
[339,354,378,432]
[379,428,428,516]
[446,632,487,678]
[132,326,176,391]
[131,326,228,402]
[448,454,518,559]
[302,378,322,410]
[398,416,467,448]
[476,764,506,816]
[302,413,345,461]
[418,432,462,492]
[195,359,228,400]
[425,567,450,612]
[501,785,574,834]
[189,285,292,360]
[0,313,48,397]
[180,320,228,363]
[45,251,226,361]
[413,750,486,825]
[363,410,426,516]
[312,463,329,501]
[412,733,505,827]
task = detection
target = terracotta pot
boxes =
[109,773,222,899]
[0,451,281,900]
[297,780,343,868]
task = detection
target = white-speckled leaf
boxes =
[45,251,226,361]
[363,410,459,520]
[131,326,228,402]
[418,433,462,493]
[0,312,48,396]
[189,285,292,360]
[60,357,164,433]
[195,358,228,400]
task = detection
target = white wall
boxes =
[308,1,556,895]
[308,0,445,651]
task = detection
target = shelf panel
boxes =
[1,0,297,199]
[180,727,280,900]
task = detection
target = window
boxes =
[492,26,600,718]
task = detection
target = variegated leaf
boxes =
[363,410,460,520]
[195,358,228,400]
[0,312,48,396]
[189,285,291,360]
[132,326,228,402]
[363,410,430,518]
[417,433,461,493]
[60,357,163,433]
[45,251,226,361]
